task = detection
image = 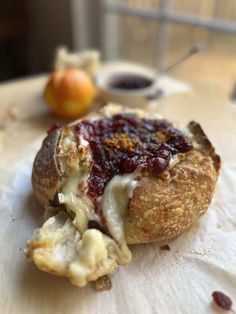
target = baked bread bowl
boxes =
[26,104,220,289]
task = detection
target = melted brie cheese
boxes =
[102,173,138,264]
[58,168,98,233]
[26,212,120,287]
[26,172,137,287]
[27,129,138,286]
[58,134,99,233]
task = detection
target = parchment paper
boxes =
[0,77,236,314]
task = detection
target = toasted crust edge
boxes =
[188,121,221,173]
[32,129,63,207]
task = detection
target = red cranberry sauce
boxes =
[75,113,193,204]
[109,74,153,90]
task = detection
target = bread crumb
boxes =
[160,244,171,251]
[93,275,112,291]
[175,247,180,254]
[7,106,19,120]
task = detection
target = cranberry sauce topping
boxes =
[75,113,193,204]
[109,74,153,90]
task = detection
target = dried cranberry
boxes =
[168,135,192,153]
[121,157,138,173]
[160,244,171,251]
[147,143,160,154]
[212,291,232,310]
[149,157,168,175]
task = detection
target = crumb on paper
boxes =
[217,224,221,229]
[212,291,232,311]
[160,244,171,251]
[0,106,20,130]
[191,249,210,256]
[10,214,24,223]
[174,247,181,260]
[93,275,112,291]
[10,215,16,223]
[6,106,19,121]
[175,247,180,254]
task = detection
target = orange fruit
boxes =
[44,68,96,119]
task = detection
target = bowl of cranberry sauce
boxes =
[96,63,162,107]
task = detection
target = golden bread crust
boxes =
[126,150,218,244]
[32,129,62,207]
[188,121,220,172]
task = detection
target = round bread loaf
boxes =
[32,105,220,245]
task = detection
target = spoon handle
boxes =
[162,43,204,73]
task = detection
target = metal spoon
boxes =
[149,43,204,100]
[161,43,204,73]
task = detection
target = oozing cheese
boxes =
[58,168,98,233]
[26,171,137,286]
[26,212,120,287]
[102,173,138,264]
[27,131,138,286]
[58,134,99,233]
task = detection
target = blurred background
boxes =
[1,0,236,95]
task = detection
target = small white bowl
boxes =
[95,62,161,108]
